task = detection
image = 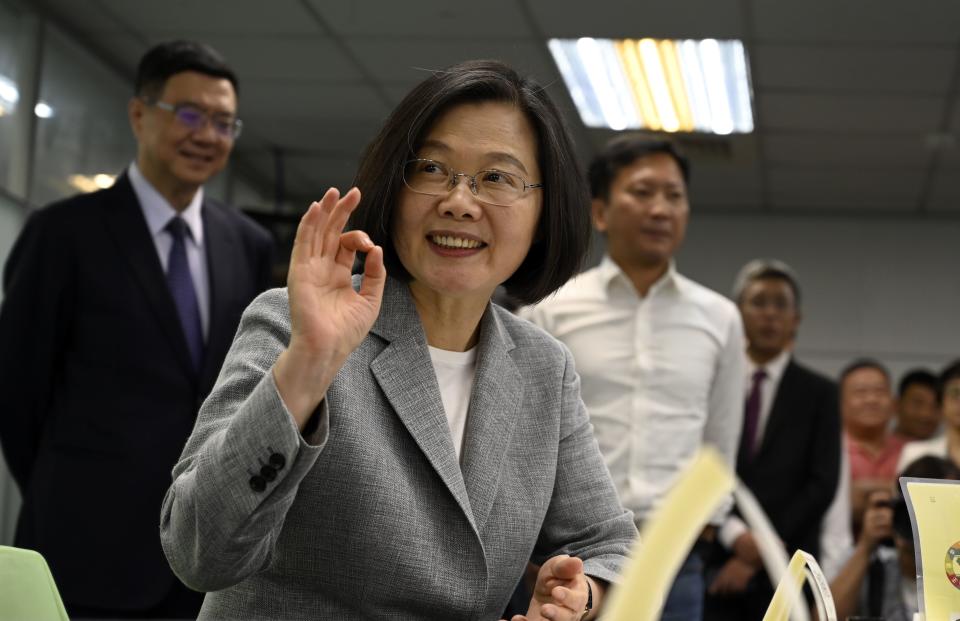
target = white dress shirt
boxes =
[521,256,745,525]
[129,162,211,339]
[719,349,792,548]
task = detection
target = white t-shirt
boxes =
[428,345,477,461]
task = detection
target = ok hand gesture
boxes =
[273,188,386,428]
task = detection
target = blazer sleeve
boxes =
[0,209,74,490]
[771,377,841,544]
[530,343,637,585]
[159,288,328,592]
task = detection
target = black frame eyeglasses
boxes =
[144,99,243,140]
[402,158,543,207]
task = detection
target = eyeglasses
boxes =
[144,99,243,140]
[402,159,543,207]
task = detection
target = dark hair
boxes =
[135,40,239,99]
[941,359,960,395]
[347,59,591,305]
[897,368,939,400]
[587,137,690,200]
[839,358,890,389]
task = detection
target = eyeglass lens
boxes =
[404,160,526,206]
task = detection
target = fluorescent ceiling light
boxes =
[547,37,754,134]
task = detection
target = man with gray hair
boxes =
[704,259,841,620]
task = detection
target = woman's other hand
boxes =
[508,555,599,621]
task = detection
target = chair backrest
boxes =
[0,545,69,621]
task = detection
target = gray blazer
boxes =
[160,276,636,620]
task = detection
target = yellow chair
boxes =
[0,545,69,621]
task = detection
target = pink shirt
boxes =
[847,432,907,482]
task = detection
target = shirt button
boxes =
[269,453,286,470]
[249,475,267,492]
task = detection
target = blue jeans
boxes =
[660,548,705,620]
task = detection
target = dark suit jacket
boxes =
[737,358,840,559]
[0,174,274,610]
[705,358,840,621]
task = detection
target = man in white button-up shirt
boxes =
[522,138,744,621]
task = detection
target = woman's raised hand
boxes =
[273,187,386,429]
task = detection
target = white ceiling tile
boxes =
[768,168,922,209]
[239,119,380,156]
[97,0,321,35]
[199,35,358,81]
[925,171,960,211]
[345,38,558,85]
[764,134,931,168]
[240,81,390,121]
[311,0,533,37]
[688,163,764,208]
[527,0,744,39]
[753,44,954,94]
[752,0,960,43]
[760,93,944,133]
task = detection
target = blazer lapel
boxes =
[369,278,476,532]
[459,306,522,534]
[101,175,196,380]
[199,202,240,393]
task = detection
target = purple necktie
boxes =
[741,369,768,459]
[166,217,204,372]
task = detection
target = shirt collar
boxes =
[129,161,205,245]
[745,347,791,384]
[599,254,679,297]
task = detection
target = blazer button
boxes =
[249,475,267,492]
[269,453,286,470]
[260,465,277,482]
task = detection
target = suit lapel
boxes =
[755,359,798,459]
[369,278,476,532]
[101,176,196,380]
[199,202,239,393]
[460,307,522,534]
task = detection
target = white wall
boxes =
[673,211,960,382]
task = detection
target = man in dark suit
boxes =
[0,40,273,618]
[704,259,841,620]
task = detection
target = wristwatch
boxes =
[581,577,593,620]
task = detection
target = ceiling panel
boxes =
[764,134,931,168]
[240,81,390,121]
[925,171,960,211]
[688,163,764,208]
[313,0,534,38]
[753,44,954,94]
[199,36,358,82]
[96,0,321,35]
[527,0,744,39]
[752,0,960,44]
[238,119,380,155]
[345,38,558,85]
[760,93,944,133]
[768,168,923,209]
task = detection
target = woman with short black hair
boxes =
[160,59,635,620]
